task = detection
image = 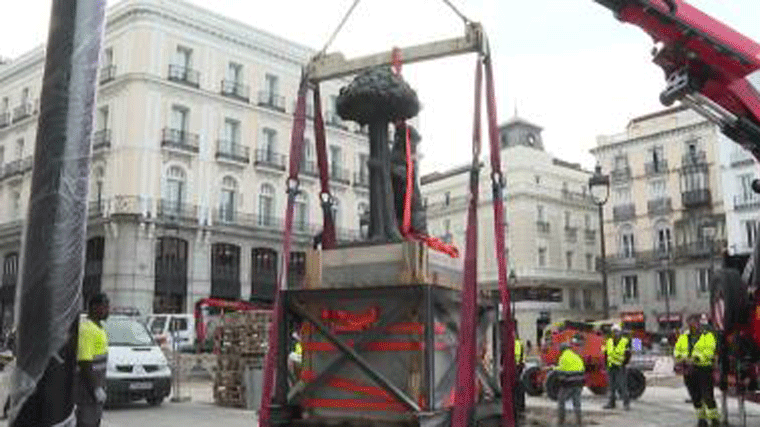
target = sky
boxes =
[1,0,758,175]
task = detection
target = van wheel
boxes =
[147,396,164,406]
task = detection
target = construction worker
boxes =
[603,323,631,410]
[555,335,585,426]
[514,329,526,420]
[76,293,110,427]
[674,314,718,427]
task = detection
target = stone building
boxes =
[0,0,370,332]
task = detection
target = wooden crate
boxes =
[305,241,462,289]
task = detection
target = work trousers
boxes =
[557,385,582,426]
[76,402,103,427]
[513,370,525,418]
[607,365,629,407]
[684,366,716,411]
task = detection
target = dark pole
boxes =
[10,0,105,425]
[598,205,609,319]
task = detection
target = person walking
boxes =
[603,323,631,410]
[76,293,110,427]
[674,314,718,427]
[555,335,585,426]
[514,330,526,421]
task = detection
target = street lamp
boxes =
[702,221,717,304]
[589,164,611,319]
[509,269,517,320]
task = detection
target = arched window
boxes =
[251,248,278,302]
[618,225,635,258]
[219,176,237,223]
[293,193,308,232]
[163,166,186,214]
[258,184,275,227]
[654,220,672,256]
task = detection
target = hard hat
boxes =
[700,314,709,325]
[611,323,622,332]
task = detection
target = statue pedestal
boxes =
[304,241,462,289]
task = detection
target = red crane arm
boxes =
[595,0,760,157]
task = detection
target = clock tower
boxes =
[499,116,544,151]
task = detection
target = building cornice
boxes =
[591,121,714,155]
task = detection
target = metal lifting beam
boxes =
[305,22,485,82]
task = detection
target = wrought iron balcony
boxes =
[610,166,632,184]
[353,171,369,188]
[682,150,707,166]
[161,128,199,153]
[565,227,578,242]
[613,203,636,222]
[682,189,711,208]
[12,102,34,123]
[647,197,672,216]
[329,167,351,185]
[675,240,724,259]
[254,149,286,171]
[100,65,116,84]
[325,111,348,130]
[735,193,760,211]
[92,129,111,150]
[4,159,23,177]
[168,65,200,88]
[536,221,550,233]
[645,160,668,176]
[221,80,249,102]
[584,229,596,242]
[0,112,10,128]
[156,200,198,223]
[300,159,319,178]
[257,91,286,112]
[88,200,106,219]
[216,141,250,163]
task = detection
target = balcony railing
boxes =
[584,229,596,242]
[610,166,632,184]
[682,150,707,166]
[0,112,10,128]
[329,167,351,185]
[12,102,34,123]
[353,171,369,188]
[257,91,286,112]
[325,111,348,130]
[92,129,111,150]
[216,141,250,163]
[161,128,199,153]
[156,200,198,223]
[682,189,711,208]
[536,221,550,233]
[675,240,723,259]
[735,193,760,211]
[645,160,669,175]
[4,157,33,178]
[100,65,116,84]
[254,149,286,171]
[221,80,249,102]
[565,227,578,242]
[561,189,593,205]
[88,200,105,219]
[300,160,319,178]
[647,197,672,216]
[613,203,636,222]
[168,65,200,88]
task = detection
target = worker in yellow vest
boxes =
[555,335,585,426]
[76,293,110,427]
[603,323,631,410]
[514,330,526,420]
[674,314,718,427]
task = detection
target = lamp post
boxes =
[589,164,611,319]
[702,221,717,309]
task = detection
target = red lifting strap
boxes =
[313,84,336,249]
[259,77,310,427]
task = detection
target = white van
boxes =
[146,313,195,352]
[103,316,172,405]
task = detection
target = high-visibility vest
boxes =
[515,339,525,365]
[605,336,630,367]
[77,318,109,402]
[558,349,585,373]
[673,330,716,367]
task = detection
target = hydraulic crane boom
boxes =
[594,0,760,159]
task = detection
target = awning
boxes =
[657,313,682,323]
[621,311,644,323]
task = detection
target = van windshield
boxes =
[104,318,155,346]
[149,316,167,335]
